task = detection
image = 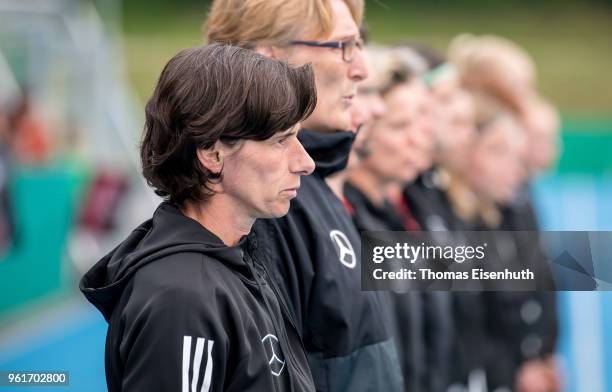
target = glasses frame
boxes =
[288,39,363,63]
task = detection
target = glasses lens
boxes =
[343,42,354,62]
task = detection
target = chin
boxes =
[496,191,513,204]
[341,121,354,133]
[267,204,291,219]
[402,171,419,184]
[332,112,353,132]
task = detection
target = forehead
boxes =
[451,90,475,113]
[483,119,525,146]
[387,81,427,106]
[327,0,360,39]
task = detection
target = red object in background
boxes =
[341,196,355,216]
[9,96,52,165]
[395,196,422,232]
[79,169,129,234]
[13,115,51,164]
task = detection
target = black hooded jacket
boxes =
[80,203,315,392]
[251,130,404,392]
[344,181,453,392]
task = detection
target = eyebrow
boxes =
[277,129,298,138]
[329,33,360,41]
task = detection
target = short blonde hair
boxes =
[204,0,364,46]
[448,34,535,112]
[448,34,535,82]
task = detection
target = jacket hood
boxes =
[79,202,249,321]
[298,129,355,178]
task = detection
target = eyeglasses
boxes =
[289,39,364,63]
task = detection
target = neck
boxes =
[348,167,388,207]
[181,196,253,246]
[326,171,348,200]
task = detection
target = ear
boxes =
[255,44,288,61]
[255,44,275,58]
[196,142,223,174]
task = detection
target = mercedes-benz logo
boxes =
[261,334,285,377]
[329,230,356,269]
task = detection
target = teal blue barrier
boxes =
[0,161,90,319]
[557,117,612,174]
[532,174,612,392]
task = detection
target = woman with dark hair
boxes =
[80,44,317,392]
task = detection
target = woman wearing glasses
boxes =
[80,44,318,392]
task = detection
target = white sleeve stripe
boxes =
[182,336,192,392]
[191,337,206,392]
[201,339,214,392]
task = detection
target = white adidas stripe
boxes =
[182,335,215,392]
[182,336,192,392]
[201,339,214,392]
[192,338,205,392]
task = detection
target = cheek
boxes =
[458,127,474,147]
[371,132,404,162]
[314,61,345,97]
[381,134,416,176]
[474,153,498,182]
[225,152,284,202]
[489,157,507,178]
[223,161,260,197]
[256,158,286,193]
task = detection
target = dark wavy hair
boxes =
[140,43,317,206]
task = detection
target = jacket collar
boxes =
[298,129,355,178]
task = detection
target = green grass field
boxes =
[120,2,612,115]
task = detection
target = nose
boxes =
[348,49,368,82]
[290,139,316,176]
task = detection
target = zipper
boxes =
[244,248,298,392]
[252,252,313,384]
[257,255,302,341]
[245,241,312,391]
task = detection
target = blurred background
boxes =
[0,0,611,391]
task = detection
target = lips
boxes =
[282,187,299,199]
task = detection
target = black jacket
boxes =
[404,175,558,390]
[252,130,404,392]
[402,169,469,232]
[460,189,558,390]
[80,203,315,392]
[345,181,453,392]
[488,188,559,386]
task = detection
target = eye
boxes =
[277,135,291,145]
